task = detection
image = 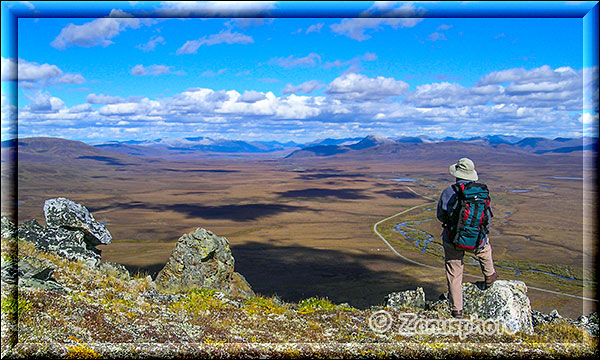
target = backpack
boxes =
[447,182,493,251]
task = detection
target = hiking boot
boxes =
[485,272,498,288]
[451,310,464,319]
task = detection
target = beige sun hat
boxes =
[449,158,478,181]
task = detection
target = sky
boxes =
[1,1,598,144]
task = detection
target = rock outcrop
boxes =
[14,198,112,266]
[383,287,426,310]
[0,255,64,293]
[44,198,112,246]
[532,309,599,337]
[155,228,254,298]
[387,280,534,334]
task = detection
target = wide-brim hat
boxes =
[449,158,478,181]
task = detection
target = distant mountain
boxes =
[285,135,391,158]
[6,137,143,165]
[348,135,396,150]
[97,137,300,154]
[302,137,363,148]
[513,137,592,153]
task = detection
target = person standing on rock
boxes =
[437,158,498,318]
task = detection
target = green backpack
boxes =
[448,182,493,251]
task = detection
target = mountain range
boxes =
[1,135,597,163]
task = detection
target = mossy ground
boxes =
[1,235,598,359]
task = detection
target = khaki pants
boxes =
[443,240,496,312]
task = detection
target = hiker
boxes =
[437,158,498,318]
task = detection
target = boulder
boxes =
[44,197,112,246]
[384,287,426,309]
[155,228,254,298]
[461,280,533,334]
[1,255,64,292]
[389,280,534,334]
[18,219,101,266]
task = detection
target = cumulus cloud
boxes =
[130,64,185,76]
[238,90,267,103]
[282,80,325,94]
[51,9,151,50]
[136,36,165,52]
[326,73,409,100]
[1,57,85,87]
[24,91,65,113]
[14,64,592,142]
[176,30,253,55]
[269,53,321,69]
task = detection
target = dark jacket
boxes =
[436,179,492,247]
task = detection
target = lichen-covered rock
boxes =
[461,280,533,334]
[391,280,534,334]
[18,219,101,266]
[44,197,112,246]
[1,216,16,239]
[1,256,64,292]
[384,287,426,309]
[532,309,599,336]
[155,228,254,297]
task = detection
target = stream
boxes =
[392,219,588,283]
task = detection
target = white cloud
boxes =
[14,64,592,142]
[136,36,165,52]
[201,68,227,77]
[306,23,324,34]
[157,1,277,16]
[323,52,378,72]
[176,30,253,55]
[1,57,17,81]
[99,98,160,116]
[51,9,151,50]
[326,73,409,100]
[330,3,424,41]
[24,91,65,113]
[269,53,321,69]
[238,90,267,103]
[282,80,324,94]
[428,32,447,42]
[87,93,128,104]
[130,64,185,76]
[3,57,85,87]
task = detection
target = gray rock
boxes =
[1,256,64,292]
[388,280,534,334]
[575,312,599,337]
[384,287,426,309]
[44,197,112,246]
[18,219,101,266]
[1,216,17,239]
[532,309,599,337]
[155,228,254,298]
[461,280,533,334]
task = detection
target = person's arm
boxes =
[437,186,455,225]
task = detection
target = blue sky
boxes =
[1,1,598,143]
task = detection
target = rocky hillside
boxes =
[1,199,598,358]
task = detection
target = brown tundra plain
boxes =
[4,138,597,319]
